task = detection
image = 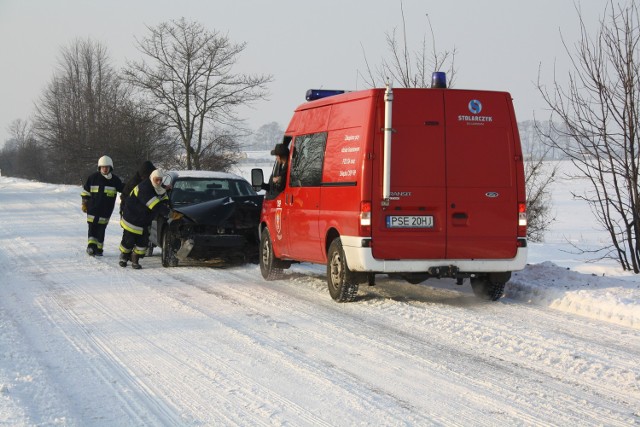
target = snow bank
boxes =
[509,261,640,329]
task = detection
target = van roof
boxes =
[295,87,513,112]
[295,88,380,112]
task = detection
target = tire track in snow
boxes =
[1,186,328,425]
[0,236,187,425]
[153,267,436,425]
[154,270,552,422]
[22,252,336,426]
[155,264,640,426]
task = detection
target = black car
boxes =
[148,170,263,267]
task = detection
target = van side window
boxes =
[289,132,327,187]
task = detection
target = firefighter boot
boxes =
[131,253,142,270]
[119,252,130,268]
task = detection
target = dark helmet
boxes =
[138,161,156,179]
[271,143,289,158]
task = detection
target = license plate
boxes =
[386,215,434,228]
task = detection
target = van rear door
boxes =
[444,90,519,259]
[371,89,448,260]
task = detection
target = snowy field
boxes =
[0,160,639,426]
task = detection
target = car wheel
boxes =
[327,238,360,302]
[161,228,178,268]
[259,228,284,280]
[470,275,507,301]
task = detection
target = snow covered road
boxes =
[1,177,639,426]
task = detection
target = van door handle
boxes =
[452,212,468,226]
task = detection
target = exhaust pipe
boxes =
[382,83,393,206]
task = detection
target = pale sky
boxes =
[0,0,604,144]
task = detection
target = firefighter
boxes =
[263,143,289,194]
[120,160,156,215]
[119,168,179,269]
[81,155,124,256]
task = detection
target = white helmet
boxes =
[97,155,113,170]
[150,168,164,185]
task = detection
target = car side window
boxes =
[289,132,327,187]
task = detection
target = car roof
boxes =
[166,170,246,182]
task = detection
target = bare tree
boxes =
[109,99,178,177]
[32,38,168,184]
[360,2,457,88]
[523,142,558,242]
[196,129,242,171]
[537,1,640,271]
[33,39,124,182]
[124,18,273,170]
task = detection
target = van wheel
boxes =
[161,228,178,268]
[327,238,359,302]
[260,228,284,280]
[470,275,507,301]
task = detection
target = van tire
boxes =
[470,275,506,301]
[327,238,359,302]
[260,228,284,280]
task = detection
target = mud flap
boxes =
[176,239,195,261]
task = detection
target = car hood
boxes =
[173,195,263,227]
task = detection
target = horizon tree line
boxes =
[0,19,271,184]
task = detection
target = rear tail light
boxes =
[518,202,527,238]
[359,201,371,235]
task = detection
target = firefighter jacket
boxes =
[120,161,156,212]
[81,171,124,224]
[120,178,170,235]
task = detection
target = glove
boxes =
[168,210,183,223]
[81,199,88,213]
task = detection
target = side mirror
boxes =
[251,168,265,191]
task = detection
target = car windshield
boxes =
[170,177,257,206]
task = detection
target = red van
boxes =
[252,81,527,302]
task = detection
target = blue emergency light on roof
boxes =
[306,89,345,101]
[431,72,447,89]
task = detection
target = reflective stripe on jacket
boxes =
[120,178,170,230]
